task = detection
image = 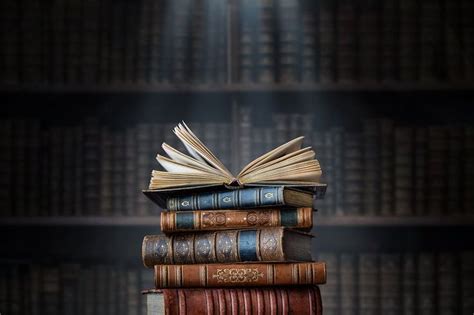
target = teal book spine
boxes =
[166,187,284,211]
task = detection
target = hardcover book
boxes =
[142,227,312,266]
[153,262,326,288]
[145,122,325,201]
[158,186,316,211]
[143,286,323,315]
[160,207,313,232]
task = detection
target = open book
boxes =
[148,122,323,190]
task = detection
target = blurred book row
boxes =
[1,0,473,86]
[319,251,474,315]
[1,114,473,217]
[0,251,472,315]
[0,262,153,315]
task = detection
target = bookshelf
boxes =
[2,215,474,227]
[1,0,473,313]
[3,82,474,93]
[1,0,474,90]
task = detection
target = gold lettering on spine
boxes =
[211,268,264,283]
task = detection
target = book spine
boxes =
[359,254,379,314]
[399,0,419,81]
[319,0,336,82]
[277,0,299,83]
[49,127,63,216]
[99,127,113,216]
[83,118,100,216]
[300,0,317,82]
[461,252,474,314]
[161,208,313,232]
[420,0,442,81]
[166,186,285,211]
[60,264,80,315]
[437,253,459,314]
[445,0,463,81]
[62,128,75,216]
[41,266,60,315]
[463,126,474,214]
[136,123,152,215]
[394,127,414,215]
[154,262,326,288]
[447,127,463,214]
[417,253,436,314]
[380,254,401,314]
[380,0,399,81]
[332,127,345,215]
[336,0,357,82]
[380,120,394,215]
[317,252,339,315]
[414,128,427,215]
[143,228,295,266]
[427,127,448,215]
[358,0,379,82]
[363,119,380,215]
[339,253,358,314]
[0,120,13,216]
[402,253,416,315]
[343,132,363,215]
[127,269,140,315]
[157,286,322,315]
[256,0,275,83]
[112,131,125,216]
[124,127,137,215]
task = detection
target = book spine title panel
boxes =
[143,227,296,267]
[154,262,327,288]
[160,208,313,232]
[166,187,284,210]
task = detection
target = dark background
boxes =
[1,0,474,314]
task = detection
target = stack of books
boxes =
[141,123,327,314]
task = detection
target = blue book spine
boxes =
[166,186,284,210]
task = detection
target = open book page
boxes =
[173,123,233,178]
[150,123,322,189]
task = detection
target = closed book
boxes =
[461,252,474,314]
[160,208,313,233]
[153,262,326,288]
[143,286,323,315]
[154,186,316,211]
[438,253,458,315]
[142,227,312,266]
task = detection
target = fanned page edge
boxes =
[161,143,223,175]
[174,122,234,179]
[237,136,305,177]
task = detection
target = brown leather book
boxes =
[142,227,313,267]
[143,286,322,315]
[160,208,313,233]
[153,262,326,288]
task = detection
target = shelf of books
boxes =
[3,82,474,93]
[2,215,474,227]
[1,0,474,90]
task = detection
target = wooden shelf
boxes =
[1,82,474,93]
[2,216,474,227]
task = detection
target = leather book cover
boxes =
[160,208,313,232]
[143,286,322,315]
[142,227,313,267]
[153,262,326,288]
